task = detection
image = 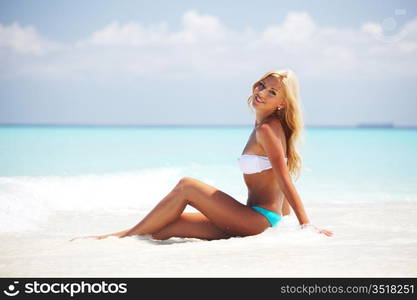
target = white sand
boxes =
[1,202,417,277]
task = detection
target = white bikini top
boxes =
[237,154,288,174]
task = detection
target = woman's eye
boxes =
[270,90,276,96]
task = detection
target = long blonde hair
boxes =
[247,69,305,181]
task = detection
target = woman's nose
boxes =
[258,89,267,98]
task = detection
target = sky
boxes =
[0,0,416,126]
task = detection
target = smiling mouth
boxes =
[254,95,264,104]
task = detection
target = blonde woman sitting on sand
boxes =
[72,69,333,242]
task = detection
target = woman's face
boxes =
[252,75,286,113]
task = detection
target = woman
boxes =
[72,69,333,241]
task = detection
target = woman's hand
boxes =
[300,223,333,237]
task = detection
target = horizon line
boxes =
[1,123,416,129]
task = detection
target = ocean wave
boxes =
[0,167,185,233]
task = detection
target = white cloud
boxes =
[361,22,383,36]
[174,10,229,43]
[1,10,417,80]
[77,10,229,48]
[87,20,169,46]
[260,12,317,44]
[0,21,62,55]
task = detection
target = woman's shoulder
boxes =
[255,117,284,137]
[255,118,287,154]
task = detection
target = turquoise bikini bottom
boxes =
[251,205,282,227]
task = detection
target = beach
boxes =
[1,126,416,277]
[1,201,416,277]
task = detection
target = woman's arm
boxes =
[256,123,309,224]
[282,196,291,216]
[256,123,333,236]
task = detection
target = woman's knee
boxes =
[179,176,197,185]
[176,177,196,190]
[171,177,194,198]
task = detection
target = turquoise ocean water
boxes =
[1,125,416,232]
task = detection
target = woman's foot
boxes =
[69,235,107,242]
[69,230,130,241]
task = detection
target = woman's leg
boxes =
[120,176,270,238]
[151,212,233,240]
[70,180,188,241]
[72,179,189,241]
[75,176,270,241]
[119,178,190,237]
